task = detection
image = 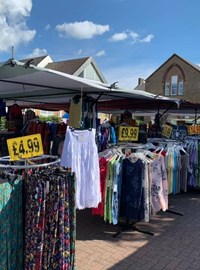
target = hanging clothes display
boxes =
[165,143,190,194]
[0,154,76,270]
[68,95,97,129]
[0,175,23,270]
[93,146,158,225]
[24,168,76,270]
[184,137,199,188]
[104,154,123,224]
[147,139,192,194]
[92,156,108,217]
[61,127,101,209]
[96,122,117,152]
[23,120,51,154]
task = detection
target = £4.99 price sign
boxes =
[7,134,44,161]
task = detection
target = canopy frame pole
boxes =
[195,108,198,124]
[91,92,105,106]
[158,103,176,118]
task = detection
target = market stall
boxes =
[1,58,200,269]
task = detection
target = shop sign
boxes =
[7,134,44,161]
[118,126,139,141]
[162,124,173,138]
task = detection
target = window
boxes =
[178,81,183,95]
[171,75,178,95]
[164,83,170,96]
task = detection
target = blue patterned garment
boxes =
[0,177,23,270]
[120,158,145,221]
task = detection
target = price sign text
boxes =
[7,134,44,161]
[162,124,173,138]
[118,126,139,141]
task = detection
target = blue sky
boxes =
[0,0,200,89]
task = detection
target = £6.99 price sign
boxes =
[7,134,44,161]
[118,126,139,141]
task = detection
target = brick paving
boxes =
[76,191,200,270]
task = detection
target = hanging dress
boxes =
[61,127,101,209]
[120,158,145,221]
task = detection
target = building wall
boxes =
[145,55,200,103]
[37,55,53,68]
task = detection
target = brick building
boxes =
[144,54,200,103]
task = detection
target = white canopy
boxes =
[0,59,191,112]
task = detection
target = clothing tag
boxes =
[113,184,118,192]
[78,135,87,142]
[46,181,50,194]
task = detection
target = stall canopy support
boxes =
[158,103,176,118]
[113,218,154,238]
[91,92,105,107]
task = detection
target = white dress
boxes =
[61,127,101,209]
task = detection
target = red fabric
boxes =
[92,157,108,216]
[161,150,167,157]
[25,121,50,154]
[57,123,67,136]
[9,104,22,120]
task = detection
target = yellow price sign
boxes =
[195,125,200,135]
[118,126,139,141]
[187,125,196,135]
[7,134,44,161]
[162,124,173,138]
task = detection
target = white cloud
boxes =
[129,31,139,44]
[110,32,128,42]
[109,30,154,45]
[45,24,51,31]
[26,48,48,58]
[104,65,155,89]
[0,0,32,21]
[140,34,154,43]
[0,0,36,52]
[96,50,106,57]
[55,20,109,39]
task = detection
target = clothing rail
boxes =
[0,155,61,169]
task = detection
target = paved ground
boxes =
[76,191,200,270]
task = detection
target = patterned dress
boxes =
[120,158,145,221]
[151,154,168,214]
[24,168,76,270]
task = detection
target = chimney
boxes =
[138,78,145,85]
